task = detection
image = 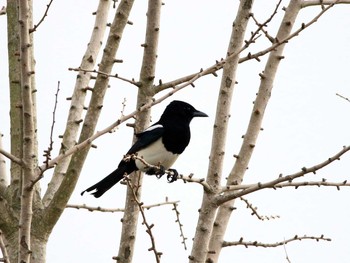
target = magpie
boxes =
[81,100,208,198]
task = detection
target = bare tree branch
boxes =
[68,67,140,87]
[302,0,350,8]
[222,179,350,192]
[274,179,350,190]
[222,234,331,248]
[66,199,179,213]
[0,149,22,167]
[239,0,341,64]
[217,145,350,204]
[29,0,54,33]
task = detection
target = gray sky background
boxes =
[1,0,350,262]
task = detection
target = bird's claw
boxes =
[146,166,178,182]
[167,169,178,183]
[146,165,166,178]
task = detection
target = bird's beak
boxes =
[192,109,208,118]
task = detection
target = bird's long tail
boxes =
[81,165,128,198]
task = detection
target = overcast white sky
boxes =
[1,0,350,262]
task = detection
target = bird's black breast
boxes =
[161,125,190,154]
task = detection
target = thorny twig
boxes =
[30,82,60,188]
[249,0,282,44]
[222,234,331,248]
[68,67,140,87]
[240,197,280,221]
[172,203,188,250]
[45,81,60,167]
[66,199,180,213]
[125,177,162,263]
[273,179,350,190]
[239,0,340,64]
[30,0,54,33]
[283,238,292,263]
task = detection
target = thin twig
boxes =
[239,0,340,64]
[249,0,282,44]
[44,81,60,167]
[125,177,162,262]
[222,234,331,248]
[30,0,54,33]
[31,82,60,188]
[336,93,350,103]
[240,197,280,221]
[68,67,140,87]
[172,203,188,250]
[283,238,292,263]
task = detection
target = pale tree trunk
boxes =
[38,0,135,236]
[5,234,47,263]
[6,0,23,209]
[17,0,36,261]
[189,1,254,262]
[207,1,303,262]
[42,0,111,207]
[116,0,162,262]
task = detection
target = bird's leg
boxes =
[167,169,178,183]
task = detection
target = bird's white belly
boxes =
[135,138,179,171]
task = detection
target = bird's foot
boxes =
[167,169,178,183]
[146,165,166,179]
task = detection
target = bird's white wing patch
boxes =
[144,124,163,132]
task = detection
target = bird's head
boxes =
[161,100,208,124]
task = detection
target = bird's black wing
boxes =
[127,124,164,154]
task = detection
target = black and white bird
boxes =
[81,100,208,198]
